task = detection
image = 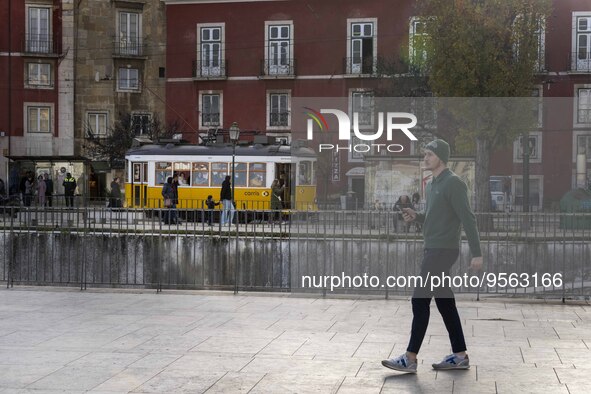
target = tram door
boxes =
[131,162,148,207]
[275,163,291,209]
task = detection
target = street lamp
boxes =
[229,122,240,217]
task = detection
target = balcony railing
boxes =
[269,112,289,127]
[568,52,591,73]
[343,57,377,75]
[192,60,227,79]
[261,59,296,77]
[23,34,58,55]
[202,113,221,127]
[113,36,146,57]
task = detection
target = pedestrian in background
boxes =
[110,177,122,208]
[36,175,46,207]
[63,172,77,208]
[44,173,53,207]
[24,174,35,207]
[270,179,284,223]
[205,195,219,226]
[382,139,483,374]
[220,175,234,226]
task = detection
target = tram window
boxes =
[211,162,228,186]
[299,161,312,185]
[155,162,172,185]
[174,162,191,186]
[233,163,247,187]
[249,163,266,187]
[312,161,316,185]
[192,162,210,186]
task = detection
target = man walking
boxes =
[220,175,234,226]
[381,139,483,373]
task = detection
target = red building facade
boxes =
[0,0,75,191]
[161,0,591,209]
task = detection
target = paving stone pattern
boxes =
[0,288,590,393]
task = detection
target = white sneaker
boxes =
[381,353,417,373]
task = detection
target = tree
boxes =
[84,113,180,166]
[418,0,551,218]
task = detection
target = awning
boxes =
[90,161,111,173]
[5,155,90,163]
[345,167,365,177]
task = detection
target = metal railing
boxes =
[192,59,227,78]
[568,52,591,72]
[113,36,146,57]
[261,59,296,76]
[1,205,590,300]
[23,34,57,54]
[343,57,376,75]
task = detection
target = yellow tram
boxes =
[124,143,317,211]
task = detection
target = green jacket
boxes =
[415,168,482,257]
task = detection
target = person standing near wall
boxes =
[63,172,77,208]
[110,177,122,208]
[43,173,53,207]
[36,175,46,207]
[220,175,234,226]
[381,139,483,374]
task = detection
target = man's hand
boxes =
[401,208,416,222]
[469,257,483,272]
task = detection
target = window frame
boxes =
[25,62,52,88]
[572,12,591,72]
[24,103,53,134]
[117,67,140,92]
[196,23,225,78]
[25,5,52,53]
[266,90,291,130]
[264,21,294,76]
[87,112,109,137]
[199,91,223,129]
[346,18,377,75]
[575,87,591,126]
[117,10,142,56]
[513,131,542,164]
[131,113,152,136]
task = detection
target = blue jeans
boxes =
[221,199,234,225]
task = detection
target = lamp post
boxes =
[229,122,240,216]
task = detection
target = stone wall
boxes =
[1,232,589,297]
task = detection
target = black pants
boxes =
[407,248,467,354]
[65,193,74,207]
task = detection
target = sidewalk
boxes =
[0,288,589,393]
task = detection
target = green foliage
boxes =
[418,0,551,152]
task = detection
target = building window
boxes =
[249,163,266,187]
[87,112,108,137]
[26,105,52,133]
[409,17,429,73]
[26,6,51,53]
[574,14,591,72]
[347,19,376,74]
[118,11,142,55]
[513,132,542,164]
[118,68,139,91]
[533,19,545,72]
[268,92,290,128]
[351,91,374,127]
[577,88,591,124]
[576,134,591,162]
[200,93,221,128]
[264,22,294,76]
[132,113,151,136]
[192,163,210,186]
[197,24,225,78]
[26,63,51,87]
[513,176,543,211]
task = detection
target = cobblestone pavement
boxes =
[0,288,589,393]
